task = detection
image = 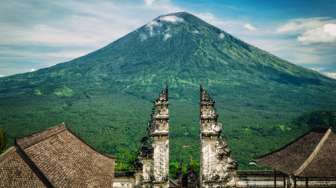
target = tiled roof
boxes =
[295,128,336,177]
[0,147,44,187]
[0,123,116,187]
[257,128,336,177]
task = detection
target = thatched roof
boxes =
[0,123,116,187]
[257,128,336,177]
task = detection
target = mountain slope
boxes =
[0,12,335,170]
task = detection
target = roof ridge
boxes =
[256,128,326,160]
[0,146,16,162]
[16,123,66,149]
[294,128,332,176]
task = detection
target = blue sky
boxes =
[0,0,335,78]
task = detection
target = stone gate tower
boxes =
[135,87,170,188]
[200,86,238,188]
[151,87,169,188]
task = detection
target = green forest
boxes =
[0,12,335,173]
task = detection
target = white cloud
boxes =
[307,67,336,79]
[192,30,199,34]
[0,0,181,75]
[143,14,183,38]
[15,24,104,46]
[310,67,322,72]
[144,0,156,6]
[196,12,231,29]
[277,17,331,33]
[163,33,172,41]
[298,23,336,44]
[147,20,160,27]
[325,23,336,34]
[1,1,335,77]
[139,33,148,41]
[277,17,336,44]
[192,13,323,67]
[159,15,184,23]
[244,23,257,31]
[0,75,4,77]
[196,12,261,36]
[0,0,181,48]
[146,20,161,36]
[324,72,336,79]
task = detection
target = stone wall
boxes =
[113,177,135,188]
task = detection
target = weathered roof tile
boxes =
[257,128,336,177]
[1,123,116,187]
[0,147,45,187]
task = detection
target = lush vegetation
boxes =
[0,128,5,154]
[0,12,335,171]
[292,111,336,130]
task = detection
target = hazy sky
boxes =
[0,0,335,78]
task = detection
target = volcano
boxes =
[1,12,335,169]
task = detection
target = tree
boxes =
[295,111,336,129]
[0,128,5,154]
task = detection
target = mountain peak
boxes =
[152,13,185,25]
[159,11,194,18]
[137,11,216,42]
[150,11,200,26]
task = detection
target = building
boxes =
[257,128,336,188]
[0,123,115,187]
